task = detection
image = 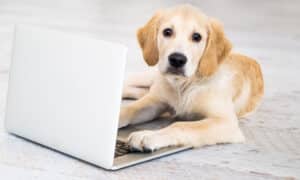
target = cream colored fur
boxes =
[119,5,264,152]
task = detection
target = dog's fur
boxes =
[120,5,264,152]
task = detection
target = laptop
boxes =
[4,25,190,170]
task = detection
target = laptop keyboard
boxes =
[114,140,130,157]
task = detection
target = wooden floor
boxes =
[0,0,300,179]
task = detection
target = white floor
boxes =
[0,0,300,179]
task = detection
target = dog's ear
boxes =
[197,18,232,77]
[137,11,162,66]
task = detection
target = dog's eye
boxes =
[192,32,202,42]
[163,28,173,37]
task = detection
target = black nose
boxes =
[168,53,187,68]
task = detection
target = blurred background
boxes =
[0,0,299,72]
[0,0,299,179]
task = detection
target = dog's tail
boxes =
[122,69,157,99]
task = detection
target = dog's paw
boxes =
[118,106,131,128]
[127,130,177,152]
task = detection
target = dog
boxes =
[119,4,264,152]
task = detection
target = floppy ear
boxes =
[197,18,232,77]
[137,11,162,66]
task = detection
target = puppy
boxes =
[120,4,264,152]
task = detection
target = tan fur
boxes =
[137,11,162,66]
[227,53,264,117]
[197,18,232,78]
[120,4,264,151]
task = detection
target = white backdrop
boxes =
[0,0,168,73]
[0,1,300,179]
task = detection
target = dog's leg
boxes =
[122,69,157,99]
[119,94,168,128]
[122,86,149,99]
[127,116,245,151]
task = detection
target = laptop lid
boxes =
[5,25,127,169]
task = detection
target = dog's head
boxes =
[137,5,232,79]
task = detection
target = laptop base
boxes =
[112,117,191,170]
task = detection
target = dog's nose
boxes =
[168,53,187,68]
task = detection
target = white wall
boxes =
[0,0,171,73]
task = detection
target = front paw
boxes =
[118,106,131,128]
[127,130,177,152]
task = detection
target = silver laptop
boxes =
[4,25,190,170]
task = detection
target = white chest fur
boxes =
[166,66,235,118]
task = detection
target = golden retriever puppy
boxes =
[119,4,264,152]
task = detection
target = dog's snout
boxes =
[168,53,187,68]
